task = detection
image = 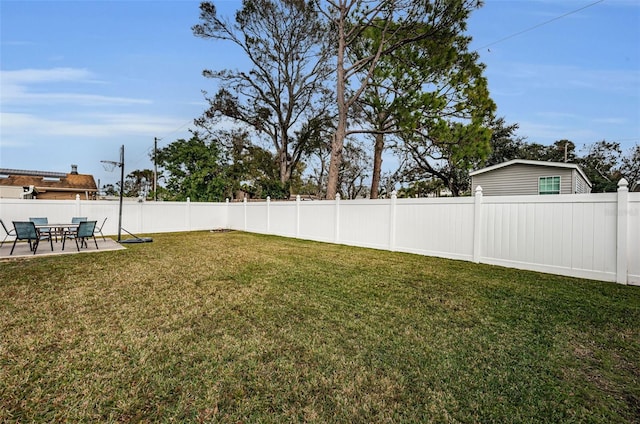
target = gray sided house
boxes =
[469,159,592,196]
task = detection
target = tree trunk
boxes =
[369,132,384,199]
[279,148,288,185]
[326,123,345,199]
[449,180,460,197]
[279,126,289,186]
[325,3,347,200]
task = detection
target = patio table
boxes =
[35,223,80,229]
[34,223,80,243]
[34,223,79,233]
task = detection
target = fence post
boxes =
[225,198,230,230]
[334,193,340,243]
[243,196,248,231]
[75,194,81,216]
[138,197,144,233]
[186,197,191,231]
[296,195,301,238]
[266,196,271,234]
[473,186,483,263]
[616,178,629,285]
[389,190,397,251]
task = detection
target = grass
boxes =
[0,231,638,423]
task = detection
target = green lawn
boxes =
[1,231,638,423]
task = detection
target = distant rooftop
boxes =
[0,168,68,178]
[0,165,98,198]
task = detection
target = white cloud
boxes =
[518,119,599,145]
[594,117,628,125]
[187,100,209,107]
[1,67,93,83]
[0,67,150,106]
[487,62,640,93]
[0,137,32,148]
[1,111,191,139]
[535,111,582,121]
[0,67,198,175]
[4,91,151,106]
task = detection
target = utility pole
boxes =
[153,137,158,201]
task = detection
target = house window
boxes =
[539,176,560,195]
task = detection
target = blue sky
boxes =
[1,0,639,189]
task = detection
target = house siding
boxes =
[471,164,580,196]
[573,170,591,194]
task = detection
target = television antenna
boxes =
[101,145,125,242]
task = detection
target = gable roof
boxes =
[469,159,592,187]
[0,168,98,193]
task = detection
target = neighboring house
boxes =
[0,165,98,200]
[469,159,592,196]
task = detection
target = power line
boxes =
[474,0,606,52]
[609,137,640,144]
[123,119,194,170]
[158,119,193,142]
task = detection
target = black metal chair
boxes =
[1,219,16,248]
[63,220,98,251]
[11,221,53,255]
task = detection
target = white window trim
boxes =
[539,175,561,195]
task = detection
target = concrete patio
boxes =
[0,236,126,259]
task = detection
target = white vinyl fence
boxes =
[1,180,638,285]
[228,179,639,286]
[0,197,228,239]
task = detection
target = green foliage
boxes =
[365,14,496,196]
[188,0,634,199]
[338,142,371,199]
[477,128,637,193]
[255,179,289,199]
[400,115,494,196]
[324,0,486,199]
[123,169,154,199]
[101,183,117,196]
[155,132,230,202]
[518,139,577,163]
[101,170,154,199]
[577,140,623,193]
[397,178,446,198]
[620,143,640,187]
[226,135,286,199]
[193,0,331,188]
[481,116,525,167]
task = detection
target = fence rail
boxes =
[1,180,637,285]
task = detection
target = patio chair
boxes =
[29,217,56,242]
[63,220,98,251]
[10,221,54,255]
[63,217,88,243]
[95,217,108,241]
[1,218,16,248]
